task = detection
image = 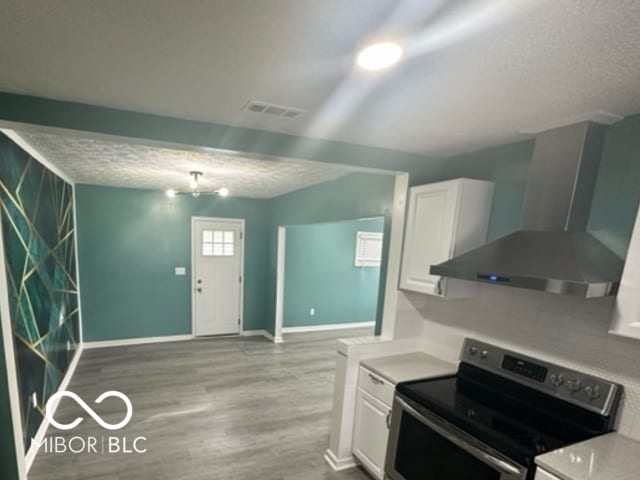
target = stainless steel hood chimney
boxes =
[430,121,624,297]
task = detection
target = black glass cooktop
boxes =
[396,363,613,467]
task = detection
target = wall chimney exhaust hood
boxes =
[430,121,624,298]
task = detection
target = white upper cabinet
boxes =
[399,178,494,297]
[610,205,640,339]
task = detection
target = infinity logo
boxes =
[45,391,133,431]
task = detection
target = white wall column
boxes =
[380,172,409,339]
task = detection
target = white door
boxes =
[193,218,243,336]
[399,181,459,295]
[352,388,390,480]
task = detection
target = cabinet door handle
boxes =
[368,373,383,385]
[436,277,443,296]
[386,411,392,429]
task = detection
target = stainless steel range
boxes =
[385,338,623,480]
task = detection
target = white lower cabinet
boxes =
[352,368,392,480]
[535,468,562,480]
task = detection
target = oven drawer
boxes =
[358,366,394,406]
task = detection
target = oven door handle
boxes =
[395,397,524,477]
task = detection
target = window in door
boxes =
[202,230,235,256]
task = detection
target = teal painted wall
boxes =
[76,173,395,341]
[18,85,636,341]
[267,172,396,335]
[411,140,534,241]
[284,218,383,328]
[0,92,429,173]
[269,173,395,227]
[588,114,640,258]
[75,185,270,341]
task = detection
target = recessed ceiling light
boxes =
[356,41,403,71]
[165,189,176,198]
[218,187,229,197]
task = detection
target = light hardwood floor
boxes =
[29,329,373,480]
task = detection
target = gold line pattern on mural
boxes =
[0,132,80,449]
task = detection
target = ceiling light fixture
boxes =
[165,171,230,199]
[356,41,403,71]
[189,171,202,190]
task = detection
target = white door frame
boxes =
[190,216,245,336]
[274,226,286,343]
[380,172,409,338]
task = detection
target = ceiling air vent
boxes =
[243,100,306,120]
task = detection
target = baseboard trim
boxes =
[283,322,375,334]
[26,344,84,471]
[84,334,194,349]
[324,449,357,471]
[241,329,282,344]
[240,329,267,337]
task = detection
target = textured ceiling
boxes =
[1,1,640,156]
[15,131,355,198]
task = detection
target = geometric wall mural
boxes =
[0,132,79,450]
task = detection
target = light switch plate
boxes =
[175,267,186,276]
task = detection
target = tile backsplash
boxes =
[394,285,640,440]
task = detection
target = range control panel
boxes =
[501,355,547,383]
[460,338,621,416]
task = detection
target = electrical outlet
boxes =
[67,341,71,352]
[310,308,315,316]
[31,392,38,408]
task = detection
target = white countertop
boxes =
[360,351,457,384]
[536,433,640,480]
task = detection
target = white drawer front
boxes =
[358,366,394,407]
[352,388,390,480]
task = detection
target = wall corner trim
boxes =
[25,345,84,472]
